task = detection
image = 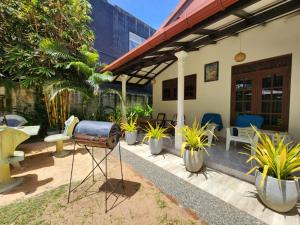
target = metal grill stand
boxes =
[68,141,124,212]
[67,121,124,213]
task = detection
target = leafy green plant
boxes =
[180,121,212,157]
[127,104,153,119]
[108,108,122,125]
[242,127,300,191]
[121,117,138,132]
[0,0,113,130]
[143,104,153,117]
[143,122,168,142]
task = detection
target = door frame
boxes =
[230,54,292,131]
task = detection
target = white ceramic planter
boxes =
[255,170,299,212]
[183,148,204,173]
[125,130,137,145]
[149,138,163,155]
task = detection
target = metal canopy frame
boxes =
[111,0,300,86]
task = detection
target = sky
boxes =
[108,0,180,29]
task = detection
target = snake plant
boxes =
[243,127,300,191]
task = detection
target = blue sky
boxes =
[108,0,180,29]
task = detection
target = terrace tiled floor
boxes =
[119,140,300,225]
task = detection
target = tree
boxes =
[0,0,112,130]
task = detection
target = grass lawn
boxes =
[0,170,204,225]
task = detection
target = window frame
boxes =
[129,32,145,50]
[230,54,292,131]
[162,74,197,101]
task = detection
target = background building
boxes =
[90,0,155,64]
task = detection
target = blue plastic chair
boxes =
[236,115,264,129]
[201,113,223,131]
[226,114,264,151]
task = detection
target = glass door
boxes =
[231,74,257,125]
[258,68,290,131]
[231,55,291,131]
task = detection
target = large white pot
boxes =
[149,138,163,155]
[183,148,204,173]
[125,131,137,145]
[255,170,299,213]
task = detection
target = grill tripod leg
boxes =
[92,147,95,182]
[67,142,76,203]
[105,147,108,213]
[118,142,124,188]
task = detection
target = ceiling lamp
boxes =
[234,34,246,63]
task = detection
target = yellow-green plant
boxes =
[142,122,168,142]
[120,117,137,132]
[243,127,300,191]
[180,121,212,157]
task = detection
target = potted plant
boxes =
[143,122,168,155]
[121,117,138,145]
[243,128,300,213]
[180,121,212,173]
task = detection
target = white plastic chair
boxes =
[206,123,217,146]
[44,116,79,157]
[226,127,258,151]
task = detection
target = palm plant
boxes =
[108,108,122,126]
[0,0,113,130]
[180,121,211,157]
[243,127,300,190]
[39,39,113,128]
[143,122,168,142]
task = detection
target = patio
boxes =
[161,135,253,182]
[119,139,300,225]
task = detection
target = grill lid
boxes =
[73,120,120,149]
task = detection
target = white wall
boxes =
[152,15,300,139]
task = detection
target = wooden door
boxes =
[231,55,291,131]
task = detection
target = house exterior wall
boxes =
[152,15,300,139]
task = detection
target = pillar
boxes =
[174,51,188,150]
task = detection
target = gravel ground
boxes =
[113,145,267,225]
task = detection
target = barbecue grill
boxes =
[73,120,121,149]
[68,120,124,212]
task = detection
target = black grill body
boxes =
[73,120,120,149]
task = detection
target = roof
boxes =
[103,0,300,86]
[104,0,237,72]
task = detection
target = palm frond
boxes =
[39,38,75,61]
[66,61,93,77]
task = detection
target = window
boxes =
[129,32,145,50]
[184,74,197,100]
[162,78,177,101]
[231,55,291,131]
[162,74,197,101]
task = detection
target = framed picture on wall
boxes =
[204,61,219,82]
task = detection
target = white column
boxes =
[121,75,128,122]
[174,51,188,151]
